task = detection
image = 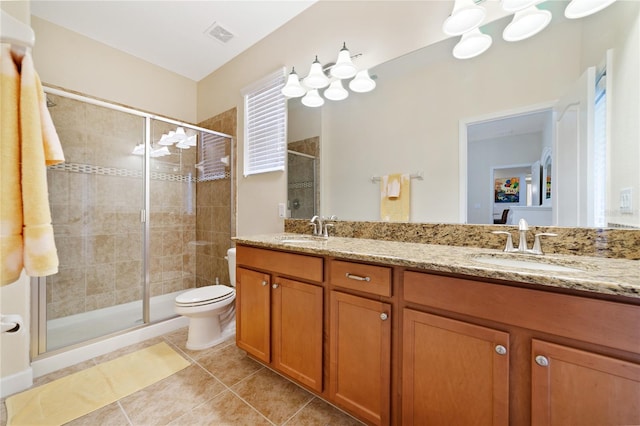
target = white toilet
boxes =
[174,248,236,350]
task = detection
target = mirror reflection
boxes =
[287,0,639,229]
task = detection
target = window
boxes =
[243,68,287,176]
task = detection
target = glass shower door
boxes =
[42,93,146,351]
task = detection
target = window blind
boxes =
[198,132,229,181]
[243,68,287,177]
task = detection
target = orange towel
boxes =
[0,45,64,286]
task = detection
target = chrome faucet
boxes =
[310,215,323,236]
[493,218,557,255]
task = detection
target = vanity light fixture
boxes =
[304,56,330,89]
[453,28,493,59]
[281,67,306,97]
[282,42,375,107]
[301,89,325,107]
[324,80,349,101]
[349,70,377,93]
[330,43,358,79]
[503,6,552,42]
[443,0,487,35]
[564,0,617,19]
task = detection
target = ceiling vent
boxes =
[205,22,234,44]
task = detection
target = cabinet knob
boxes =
[495,345,507,355]
[261,280,268,287]
[380,312,389,321]
[272,283,279,289]
[535,355,549,367]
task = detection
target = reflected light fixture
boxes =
[330,43,358,79]
[304,56,330,89]
[503,6,552,42]
[565,0,616,19]
[281,67,306,97]
[349,70,376,93]
[324,80,349,101]
[442,0,487,36]
[453,28,493,59]
[301,89,325,107]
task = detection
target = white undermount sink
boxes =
[472,255,585,273]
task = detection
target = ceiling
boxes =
[30,0,317,82]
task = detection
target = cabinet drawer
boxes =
[236,245,323,283]
[330,260,391,297]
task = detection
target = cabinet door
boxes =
[329,291,391,426]
[272,277,323,392]
[531,339,640,426]
[236,267,271,363]
[402,309,509,426]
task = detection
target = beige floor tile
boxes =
[232,368,314,425]
[66,402,130,426]
[1,398,7,425]
[120,364,226,425]
[284,397,365,426]
[194,343,263,387]
[169,390,272,426]
[32,359,97,387]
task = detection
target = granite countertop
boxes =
[234,233,640,300]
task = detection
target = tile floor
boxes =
[1,328,364,425]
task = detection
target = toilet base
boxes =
[185,310,236,351]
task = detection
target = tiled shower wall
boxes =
[46,94,198,319]
[196,108,237,287]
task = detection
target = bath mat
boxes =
[5,341,189,426]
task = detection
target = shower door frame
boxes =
[30,87,232,358]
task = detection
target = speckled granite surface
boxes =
[284,219,640,260]
[234,233,640,300]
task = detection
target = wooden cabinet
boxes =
[236,246,324,392]
[403,270,640,425]
[402,309,509,425]
[330,291,391,426]
[328,260,393,426]
[531,339,640,426]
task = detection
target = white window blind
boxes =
[198,132,229,181]
[593,68,607,227]
[243,68,287,177]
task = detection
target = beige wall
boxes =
[31,16,197,123]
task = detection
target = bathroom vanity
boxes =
[234,234,640,426]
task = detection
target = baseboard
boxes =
[0,367,33,398]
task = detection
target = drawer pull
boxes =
[495,345,507,355]
[535,355,549,367]
[345,273,371,282]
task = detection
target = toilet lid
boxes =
[176,285,235,307]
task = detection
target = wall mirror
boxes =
[287,0,639,229]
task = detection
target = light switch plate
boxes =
[620,188,632,214]
[278,202,286,218]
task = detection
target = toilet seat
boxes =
[175,286,235,308]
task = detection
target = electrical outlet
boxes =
[620,188,633,214]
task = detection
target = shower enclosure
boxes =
[31,88,232,355]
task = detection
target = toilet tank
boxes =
[227,248,237,287]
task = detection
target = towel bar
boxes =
[370,172,424,183]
